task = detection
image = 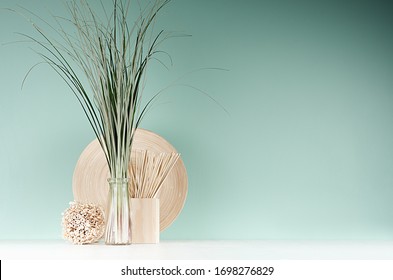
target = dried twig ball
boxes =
[62,201,105,245]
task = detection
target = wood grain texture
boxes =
[130,198,160,244]
[72,128,188,232]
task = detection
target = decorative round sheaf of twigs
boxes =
[62,201,105,245]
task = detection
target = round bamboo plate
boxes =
[72,128,188,232]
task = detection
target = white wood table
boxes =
[1,240,393,259]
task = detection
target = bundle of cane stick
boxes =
[129,150,180,198]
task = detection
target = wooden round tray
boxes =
[72,128,188,232]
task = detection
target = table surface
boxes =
[1,240,393,260]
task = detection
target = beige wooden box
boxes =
[130,198,160,244]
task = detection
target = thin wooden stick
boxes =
[130,150,180,198]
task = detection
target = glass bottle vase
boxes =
[105,178,131,245]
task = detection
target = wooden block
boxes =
[130,198,160,244]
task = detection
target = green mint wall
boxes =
[1,0,393,240]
